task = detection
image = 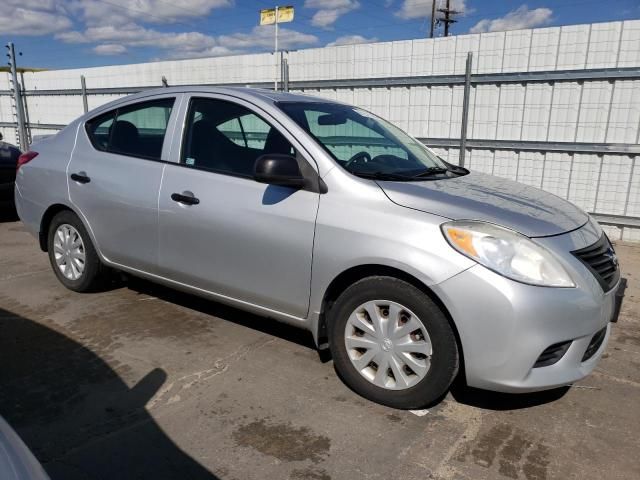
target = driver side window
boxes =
[182,98,295,178]
[303,110,407,162]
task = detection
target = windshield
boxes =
[277,101,453,180]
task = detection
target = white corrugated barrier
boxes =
[1,20,639,240]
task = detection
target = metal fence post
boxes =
[282,58,289,92]
[19,71,31,145]
[280,55,285,92]
[80,75,88,114]
[459,51,473,167]
[7,42,28,149]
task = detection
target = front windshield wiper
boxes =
[410,166,450,178]
[348,170,414,181]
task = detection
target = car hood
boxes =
[378,171,588,237]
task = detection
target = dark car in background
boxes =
[0,133,21,213]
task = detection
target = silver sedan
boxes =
[0,416,49,480]
[14,87,622,408]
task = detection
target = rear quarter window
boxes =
[86,112,115,151]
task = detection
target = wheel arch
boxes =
[315,264,465,376]
[39,203,79,252]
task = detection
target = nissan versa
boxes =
[14,87,623,409]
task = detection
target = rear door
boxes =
[157,95,319,318]
[68,95,180,272]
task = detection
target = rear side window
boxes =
[85,98,175,160]
[86,112,115,151]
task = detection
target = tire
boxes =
[47,210,107,292]
[328,276,459,409]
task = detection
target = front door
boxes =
[68,95,178,272]
[158,96,319,318]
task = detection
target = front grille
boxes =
[582,327,607,362]
[533,340,572,368]
[572,234,620,292]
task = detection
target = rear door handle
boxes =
[171,192,200,206]
[70,172,91,184]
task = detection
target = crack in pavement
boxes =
[146,336,276,410]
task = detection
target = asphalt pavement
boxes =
[1,211,639,480]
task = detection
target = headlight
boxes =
[441,221,575,287]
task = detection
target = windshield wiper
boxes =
[410,166,450,178]
[348,170,414,181]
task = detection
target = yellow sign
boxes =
[260,6,294,25]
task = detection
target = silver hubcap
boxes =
[53,224,86,281]
[344,300,432,390]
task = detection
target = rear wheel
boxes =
[47,210,107,292]
[328,276,459,409]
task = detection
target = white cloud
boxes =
[93,44,127,55]
[69,0,233,26]
[327,35,378,47]
[57,23,215,50]
[218,25,318,51]
[57,23,318,60]
[0,1,234,37]
[58,22,221,60]
[0,1,72,36]
[396,0,468,20]
[4,0,318,61]
[305,0,360,28]
[470,5,553,33]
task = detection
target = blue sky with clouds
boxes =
[1,0,639,70]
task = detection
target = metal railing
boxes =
[2,62,639,154]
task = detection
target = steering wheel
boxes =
[344,151,372,169]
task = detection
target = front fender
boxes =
[307,184,474,344]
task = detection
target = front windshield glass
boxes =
[277,101,449,179]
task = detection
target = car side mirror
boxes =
[254,154,306,189]
[0,132,3,141]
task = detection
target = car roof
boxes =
[79,86,341,123]
[120,86,334,105]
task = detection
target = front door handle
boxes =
[171,192,200,206]
[70,172,91,184]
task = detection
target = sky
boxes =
[1,0,639,70]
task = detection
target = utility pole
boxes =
[260,6,295,91]
[429,0,437,38]
[274,5,279,91]
[438,0,459,37]
[5,42,28,150]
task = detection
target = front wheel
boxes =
[47,210,107,292]
[328,277,459,409]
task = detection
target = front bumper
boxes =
[432,221,621,393]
